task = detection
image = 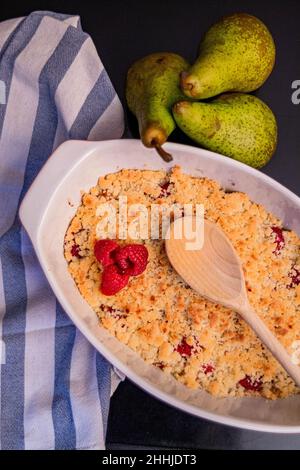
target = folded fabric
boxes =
[0,11,124,450]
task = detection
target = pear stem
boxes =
[153,143,173,162]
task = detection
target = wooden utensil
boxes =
[165,216,300,387]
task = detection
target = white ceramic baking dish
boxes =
[19,139,300,433]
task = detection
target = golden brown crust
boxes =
[64,166,300,399]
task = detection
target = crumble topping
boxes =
[64,166,300,399]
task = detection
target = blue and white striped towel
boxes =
[0,11,125,450]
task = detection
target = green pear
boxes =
[126,52,189,161]
[181,13,275,99]
[172,93,277,168]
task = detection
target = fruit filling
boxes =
[288,265,300,288]
[71,244,81,258]
[239,376,262,392]
[271,226,285,254]
[176,338,193,357]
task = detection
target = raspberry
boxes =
[288,265,300,288]
[100,304,116,313]
[95,242,148,296]
[100,304,125,319]
[159,181,173,197]
[71,244,81,258]
[202,364,215,375]
[271,226,285,254]
[176,338,193,357]
[114,244,148,276]
[94,239,118,266]
[238,375,262,391]
[101,264,130,296]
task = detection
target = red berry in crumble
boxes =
[100,304,125,320]
[101,264,130,296]
[94,239,119,266]
[100,304,116,313]
[114,244,148,276]
[71,244,81,258]
[288,265,300,288]
[238,375,262,391]
[159,181,173,197]
[202,364,215,375]
[271,226,285,254]
[95,242,149,295]
[154,362,165,370]
[176,338,193,357]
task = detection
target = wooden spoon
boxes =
[165,216,300,387]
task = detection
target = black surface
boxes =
[1,0,299,450]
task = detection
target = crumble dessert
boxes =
[64,166,300,399]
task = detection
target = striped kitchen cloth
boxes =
[0,11,125,450]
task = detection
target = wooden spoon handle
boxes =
[240,304,300,387]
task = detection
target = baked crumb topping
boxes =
[64,166,300,399]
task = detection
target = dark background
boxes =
[1,0,299,450]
